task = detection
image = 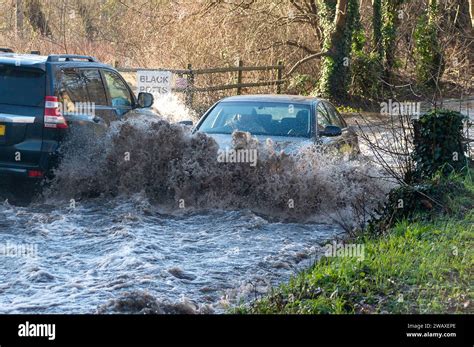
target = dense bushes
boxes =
[368,176,471,235]
[412,110,468,180]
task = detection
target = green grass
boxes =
[238,173,473,314]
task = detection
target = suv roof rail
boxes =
[47,54,98,62]
[0,48,14,53]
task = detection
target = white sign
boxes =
[137,70,172,96]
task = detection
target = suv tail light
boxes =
[28,170,44,178]
[44,96,68,129]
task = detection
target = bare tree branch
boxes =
[285,51,327,76]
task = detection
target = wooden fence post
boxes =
[186,63,194,108]
[236,59,243,95]
[277,61,283,94]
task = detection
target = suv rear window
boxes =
[0,66,45,107]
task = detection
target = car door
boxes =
[315,102,333,145]
[56,68,112,155]
[323,101,358,152]
[101,69,136,118]
[58,68,111,127]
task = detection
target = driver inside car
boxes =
[225,112,266,133]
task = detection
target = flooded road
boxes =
[0,198,341,313]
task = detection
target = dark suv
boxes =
[0,49,155,180]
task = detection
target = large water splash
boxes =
[45,110,393,229]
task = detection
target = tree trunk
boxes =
[469,0,474,27]
[16,0,24,38]
[318,0,359,101]
[329,0,349,56]
[382,0,401,82]
[372,0,382,57]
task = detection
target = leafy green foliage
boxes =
[288,74,318,96]
[412,110,468,180]
[367,176,471,234]
[349,51,383,99]
[336,105,362,114]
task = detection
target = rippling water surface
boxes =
[0,197,341,313]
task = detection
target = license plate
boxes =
[0,125,5,136]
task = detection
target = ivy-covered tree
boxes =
[413,0,444,90]
[372,0,383,59]
[317,0,361,101]
[380,0,405,82]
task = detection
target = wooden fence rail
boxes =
[117,60,285,108]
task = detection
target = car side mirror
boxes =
[320,125,342,137]
[178,120,193,126]
[137,92,154,108]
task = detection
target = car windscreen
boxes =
[198,101,312,138]
[0,66,46,107]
